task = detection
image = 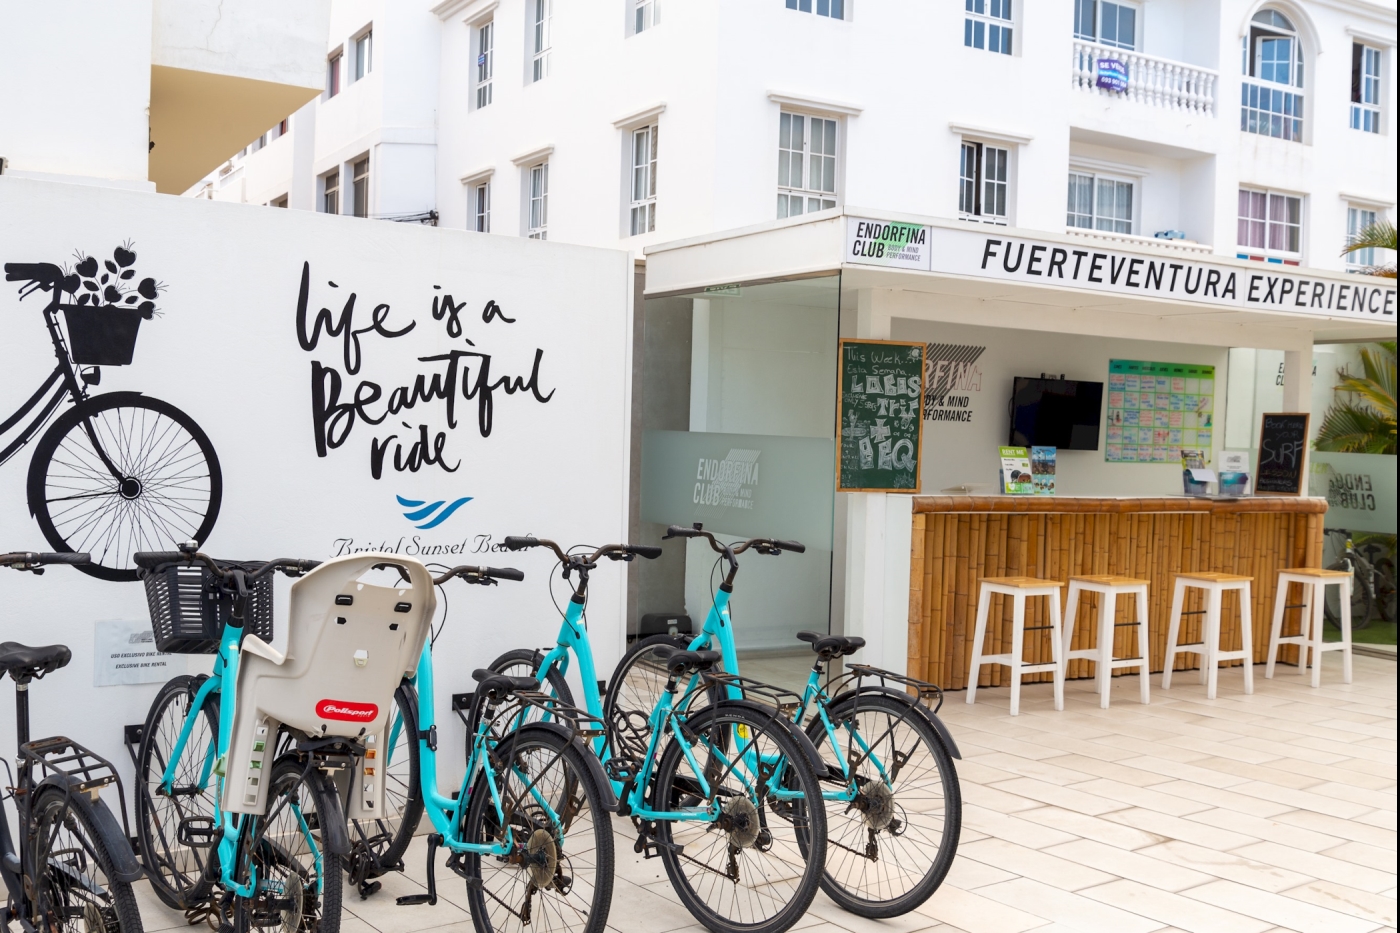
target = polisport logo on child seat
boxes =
[316,699,379,722]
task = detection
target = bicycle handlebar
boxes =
[3,262,64,289]
[133,551,320,582]
[663,524,806,557]
[433,565,525,586]
[1,551,91,572]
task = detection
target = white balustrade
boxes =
[1072,40,1217,116]
[1064,228,1213,255]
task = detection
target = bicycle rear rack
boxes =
[19,735,133,837]
[840,664,945,713]
[700,672,802,717]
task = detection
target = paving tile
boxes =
[1282,880,1398,927]
[1070,777,1215,817]
[1016,805,1167,850]
[959,837,1115,892]
[1102,807,1260,851]
[1183,879,1382,933]
[1135,841,1310,893]
[1323,840,1399,868]
[1041,839,1213,893]
[1115,755,1253,788]
[912,883,1050,933]
[1091,736,1219,765]
[1081,878,1274,933]
[959,804,1082,849]
[961,780,1049,814]
[1308,781,1398,812]
[956,757,1034,787]
[1317,718,1397,740]
[1261,755,1398,790]
[1185,756,1327,790]
[1149,780,1296,818]
[1354,808,1398,835]
[987,777,1131,816]
[976,877,1165,933]
[1227,781,1375,820]
[1043,753,1178,787]
[1184,807,1346,852]
[1233,841,1395,894]
[803,891,945,932]
[1161,735,1286,766]
[970,751,1107,786]
[943,853,1018,890]
[947,729,1074,761]
[1233,735,1350,766]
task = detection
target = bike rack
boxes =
[19,735,133,840]
[699,671,802,717]
[838,664,945,713]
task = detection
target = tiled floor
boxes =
[130,652,1396,933]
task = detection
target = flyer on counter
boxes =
[1000,446,1034,495]
[1031,446,1057,495]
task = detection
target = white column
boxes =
[842,288,912,675]
[1283,341,1313,486]
[289,98,318,211]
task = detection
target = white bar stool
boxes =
[1162,571,1254,700]
[1266,567,1354,687]
[967,576,1065,716]
[1063,575,1151,708]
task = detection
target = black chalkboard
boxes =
[837,339,924,492]
[1255,412,1309,495]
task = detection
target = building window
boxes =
[635,0,659,33]
[476,22,494,108]
[353,29,372,81]
[777,112,837,219]
[1073,0,1136,50]
[271,195,289,208]
[322,170,340,214]
[965,0,1012,55]
[528,162,549,239]
[352,157,369,218]
[1351,44,1382,133]
[532,0,552,82]
[474,183,491,233]
[784,0,844,19]
[958,141,1008,224]
[1346,206,1380,269]
[630,124,658,235]
[278,118,289,136]
[327,51,342,98]
[1067,172,1134,234]
[1237,188,1301,263]
[1241,10,1303,141]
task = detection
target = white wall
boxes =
[0,176,631,807]
[891,318,1230,495]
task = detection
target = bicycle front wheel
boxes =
[136,673,221,910]
[652,704,827,933]
[28,392,222,581]
[461,726,614,933]
[30,784,145,933]
[806,693,960,918]
[233,754,343,933]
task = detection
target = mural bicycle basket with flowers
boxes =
[2,244,221,581]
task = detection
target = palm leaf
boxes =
[1315,342,1397,455]
[1340,220,1397,278]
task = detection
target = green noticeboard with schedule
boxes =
[837,339,925,492]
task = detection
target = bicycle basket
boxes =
[141,563,275,654]
[60,304,143,366]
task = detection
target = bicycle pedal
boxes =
[177,816,217,848]
[358,880,381,900]
[395,894,432,906]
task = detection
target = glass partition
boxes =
[632,276,841,662]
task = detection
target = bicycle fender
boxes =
[35,775,144,883]
[309,770,352,857]
[826,685,962,760]
[510,722,620,813]
[707,699,828,774]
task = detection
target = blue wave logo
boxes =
[397,495,474,529]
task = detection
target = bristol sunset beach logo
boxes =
[330,493,483,557]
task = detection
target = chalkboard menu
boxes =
[1255,412,1309,495]
[837,339,925,492]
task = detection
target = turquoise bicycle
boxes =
[602,525,962,919]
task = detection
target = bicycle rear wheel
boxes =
[603,634,719,743]
[461,726,614,933]
[136,673,220,910]
[1323,563,1374,630]
[346,682,423,895]
[651,704,826,933]
[28,392,222,582]
[233,754,343,933]
[30,784,145,933]
[805,693,960,918]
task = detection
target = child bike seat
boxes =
[797,631,865,661]
[222,553,435,817]
[0,641,71,683]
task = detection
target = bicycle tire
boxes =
[1323,561,1374,630]
[346,681,424,891]
[651,703,827,933]
[603,635,723,759]
[30,783,145,933]
[233,754,343,933]
[804,693,960,918]
[136,673,221,910]
[27,391,222,582]
[1374,558,1396,624]
[485,648,577,733]
[460,725,614,933]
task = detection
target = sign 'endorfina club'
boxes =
[844,217,1397,322]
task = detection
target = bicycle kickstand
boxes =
[395,833,441,907]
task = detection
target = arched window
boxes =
[1241,8,1305,141]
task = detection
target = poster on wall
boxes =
[1104,359,1215,463]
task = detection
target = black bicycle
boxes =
[1322,528,1395,630]
[2,256,222,581]
[0,550,145,933]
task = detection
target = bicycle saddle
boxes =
[0,641,72,683]
[472,668,540,700]
[797,631,865,661]
[657,648,722,676]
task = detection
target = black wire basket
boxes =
[60,304,143,366]
[141,562,275,654]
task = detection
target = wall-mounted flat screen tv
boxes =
[1008,377,1104,450]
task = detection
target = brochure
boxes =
[1031,446,1057,495]
[1181,448,1214,495]
[1000,446,1034,495]
[1218,450,1250,496]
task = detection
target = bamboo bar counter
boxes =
[908,496,1328,691]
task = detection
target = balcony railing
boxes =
[1065,228,1213,255]
[1072,41,1217,116]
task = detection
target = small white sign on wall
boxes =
[93,619,178,686]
